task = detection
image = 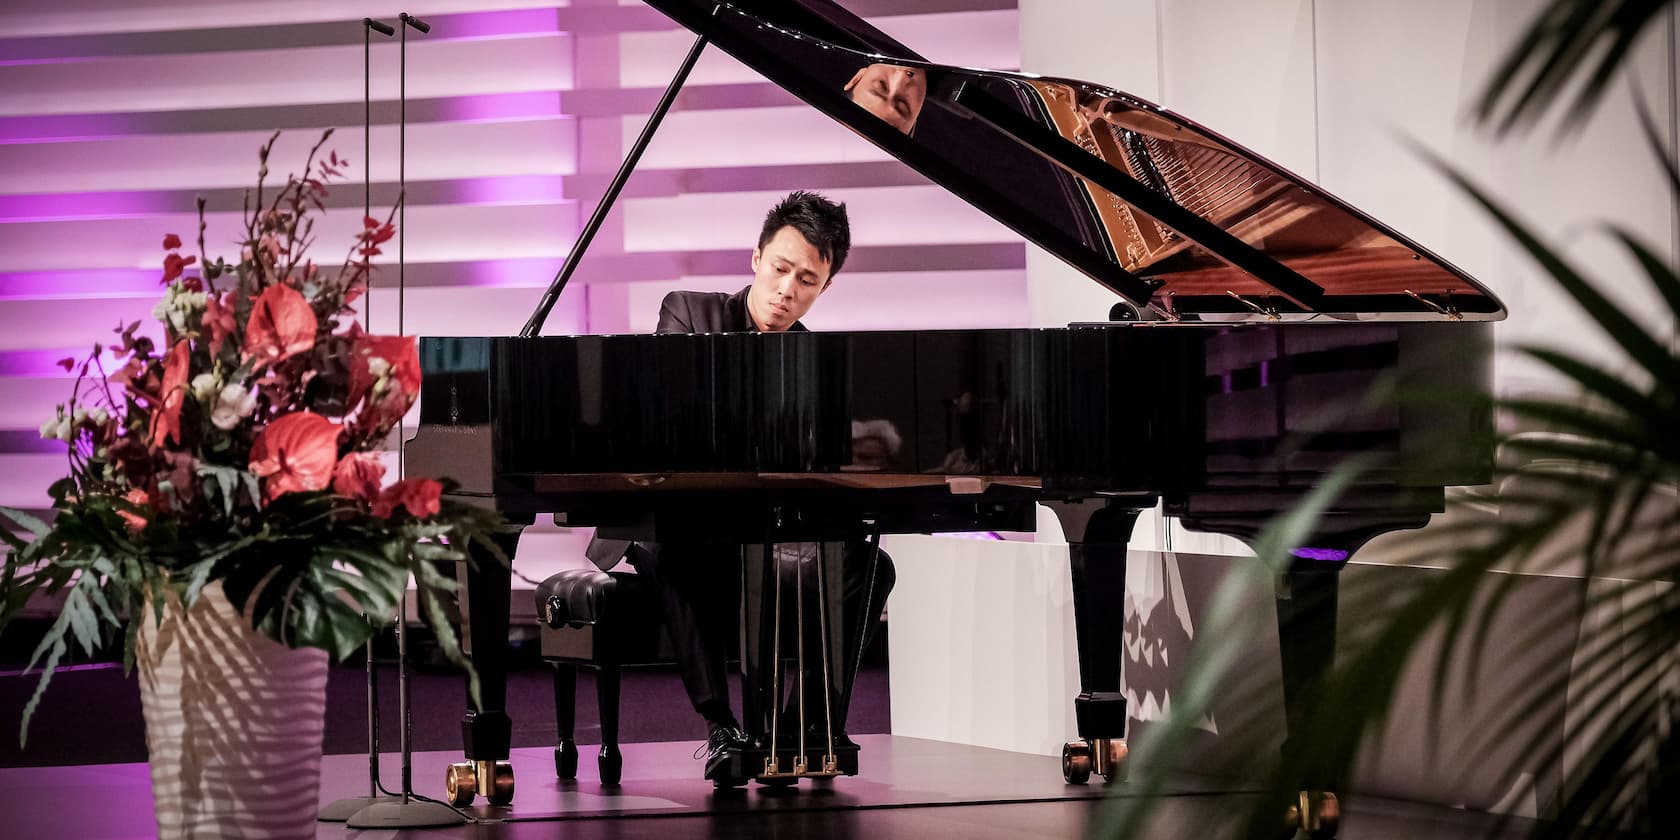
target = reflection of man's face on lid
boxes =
[844,63,927,135]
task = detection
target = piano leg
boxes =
[1276,566,1342,839]
[445,524,525,808]
[1182,510,1430,839]
[1049,498,1153,785]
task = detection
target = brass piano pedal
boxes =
[1093,738,1128,783]
[792,757,809,775]
[1284,791,1340,839]
[762,757,782,777]
[822,754,839,775]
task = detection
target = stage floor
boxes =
[7,734,1537,839]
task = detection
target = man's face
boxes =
[747,225,833,332]
[845,64,927,134]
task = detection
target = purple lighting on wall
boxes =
[0,347,135,378]
[1290,547,1349,562]
[0,191,179,222]
[434,91,565,123]
[0,269,164,300]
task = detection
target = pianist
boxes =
[843,62,927,135]
[586,190,897,784]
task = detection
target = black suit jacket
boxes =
[584,286,807,570]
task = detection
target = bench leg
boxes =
[552,663,578,780]
[596,663,623,784]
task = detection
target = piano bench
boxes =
[535,569,672,786]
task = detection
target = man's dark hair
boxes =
[757,190,851,277]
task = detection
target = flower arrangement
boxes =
[0,131,502,742]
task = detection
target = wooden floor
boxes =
[3,734,1543,839]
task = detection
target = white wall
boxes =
[887,2,1680,809]
[1020,0,1679,558]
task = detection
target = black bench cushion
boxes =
[535,568,670,664]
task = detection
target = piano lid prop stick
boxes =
[520,31,711,337]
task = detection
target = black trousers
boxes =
[626,540,895,734]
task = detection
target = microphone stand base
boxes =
[345,799,468,829]
[318,794,402,822]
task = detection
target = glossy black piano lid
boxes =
[641,0,1507,321]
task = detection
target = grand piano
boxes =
[406,0,1504,825]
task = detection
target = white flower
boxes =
[89,407,109,425]
[190,373,219,401]
[39,408,73,442]
[209,383,259,430]
[72,406,88,425]
[155,284,209,334]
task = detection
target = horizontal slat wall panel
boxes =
[631,106,891,169]
[0,203,580,271]
[625,269,1029,333]
[0,455,78,507]
[0,119,577,195]
[622,186,1018,252]
[0,379,78,428]
[0,0,570,38]
[0,35,574,116]
[618,8,1018,86]
[0,0,1030,497]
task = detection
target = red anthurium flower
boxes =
[161,252,197,286]
[148,340,190,448]
[202,291,238,355]
[331,452,386,504]
[117,488,150,532]
[372,478,442,520]
[248,411,340,502]
[346,326,421,407]
[243,283,318,366]
[162,233,182,250]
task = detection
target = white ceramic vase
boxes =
[136,581,329,839]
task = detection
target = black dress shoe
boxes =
[700,723,747,782]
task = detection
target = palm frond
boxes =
[1475,0,1671,136]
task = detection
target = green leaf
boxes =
[0,505,51,538]
[17,636,67,748]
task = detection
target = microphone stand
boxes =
[319,16,401,824]
[346,11,465,830]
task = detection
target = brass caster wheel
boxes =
[1062,740,1093,785]
[1284,791,1339,839]
[445,762,478,807]
[487,761,516,807]
[556,741,579,780]
[1096,738,1129,784]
